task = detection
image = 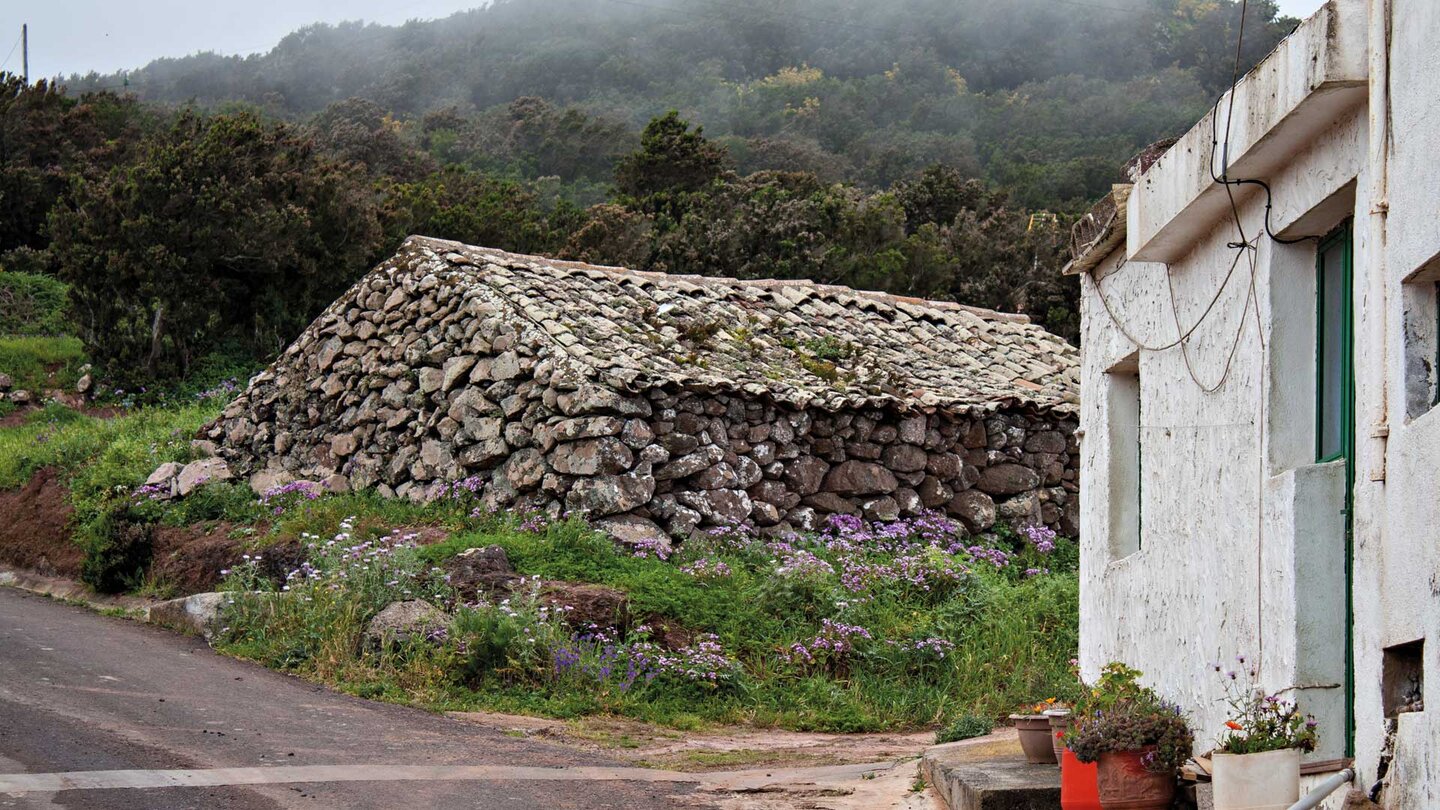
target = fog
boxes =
[3,0,1326,80]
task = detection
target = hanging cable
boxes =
[1087,248,1251,354]
[1209,0,1317,247]
[0,32,21,75]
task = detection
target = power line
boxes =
[0,31,20,74]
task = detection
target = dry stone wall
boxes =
[205,242,1078,543]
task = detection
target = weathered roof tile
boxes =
[394,236,1078,414]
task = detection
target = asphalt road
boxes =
[0,587,701,809]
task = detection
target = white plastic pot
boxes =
[1212,747,1301,810]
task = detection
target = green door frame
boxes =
[1315,222,1355,757]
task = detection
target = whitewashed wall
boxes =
[1078,1,1440,804]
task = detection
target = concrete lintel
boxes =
[1127,0,1368,264]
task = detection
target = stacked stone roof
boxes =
[397,237,1078,415]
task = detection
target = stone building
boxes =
[206,235,1079,544]
[1070,1,1436,805]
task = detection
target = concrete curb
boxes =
[0,565,152,615]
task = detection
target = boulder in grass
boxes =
[443,546,520,600]
[362,600,449,649]
[539,582,629,631]
[176,458,233,496]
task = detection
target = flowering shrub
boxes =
[435,476,487,518]
[548,625,742,693]
[1020,524,1057,554]
[782,618,873,675]
[629,537,671,560]
[679,557,732,580]
[260,480,322,515]
[451,579,567,683]
[204,495,1077,732]
[1213,656,1319,754]
[1065,662,1194,773]
[194,378,240,402]
[217,517,448,668]
[1067,695,1194,772]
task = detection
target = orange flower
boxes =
[1225,721,1243,730]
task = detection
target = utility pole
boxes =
[21,24,27,83]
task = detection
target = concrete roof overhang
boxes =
[1126,0,1369,263]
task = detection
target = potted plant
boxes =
[1067,668,1193,810]
[1043,701,1073,762]
[1011,699,1060,764]
[1210,657,1319,810]
[1059,662,1147,810]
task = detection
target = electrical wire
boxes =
[1086,247,1250,354]
[0,32,21,74]
[1209,0,1316,247]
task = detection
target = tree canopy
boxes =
[1,0,1299,387]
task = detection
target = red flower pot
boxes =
[1060,748,1102,810]
[1096,748,1175,810]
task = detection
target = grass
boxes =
[207,505,1081,733]
[0,335,87,393]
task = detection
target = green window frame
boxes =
[1314,221,1356,758]
[1316,225,1354,463]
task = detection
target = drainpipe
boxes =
[1287,768,1356,810]
[1365,0,1392,475]
[1342,0,1391,767]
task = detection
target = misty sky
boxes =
[3,0,1328,80]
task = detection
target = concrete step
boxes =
[921,731,1060,810]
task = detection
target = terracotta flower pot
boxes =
[1212,748,1300,810]
[1010,714,1059,764]
[1045,709,1072,762]
[1096,748,1175,810]
[1061,747,1102,810]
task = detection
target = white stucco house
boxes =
[1066,1,1435,805]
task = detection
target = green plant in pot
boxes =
[1210,656,1318,810]
[1067,666,1193,810]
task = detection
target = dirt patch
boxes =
[448,712,935,772]
[149,525,314,596]
[447,711,947,809]
[0,467,81,577]
[0,399,125,428]
[149,523,247,595]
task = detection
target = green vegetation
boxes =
[0,355,1080,730]
[0,0,1270,736]
[0,271,70,335]
[0,336,86,394]
[936,714,995,743]
[213,509,1079,731]
[0,401,221,589]
[67,0,1294,210]
[50,111,384,385]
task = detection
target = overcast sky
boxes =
[2,0,1329,80]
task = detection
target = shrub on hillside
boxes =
[0,270,69,336]
[48,110,387,386]
[82,506,154,594]
[936,714,994,743]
